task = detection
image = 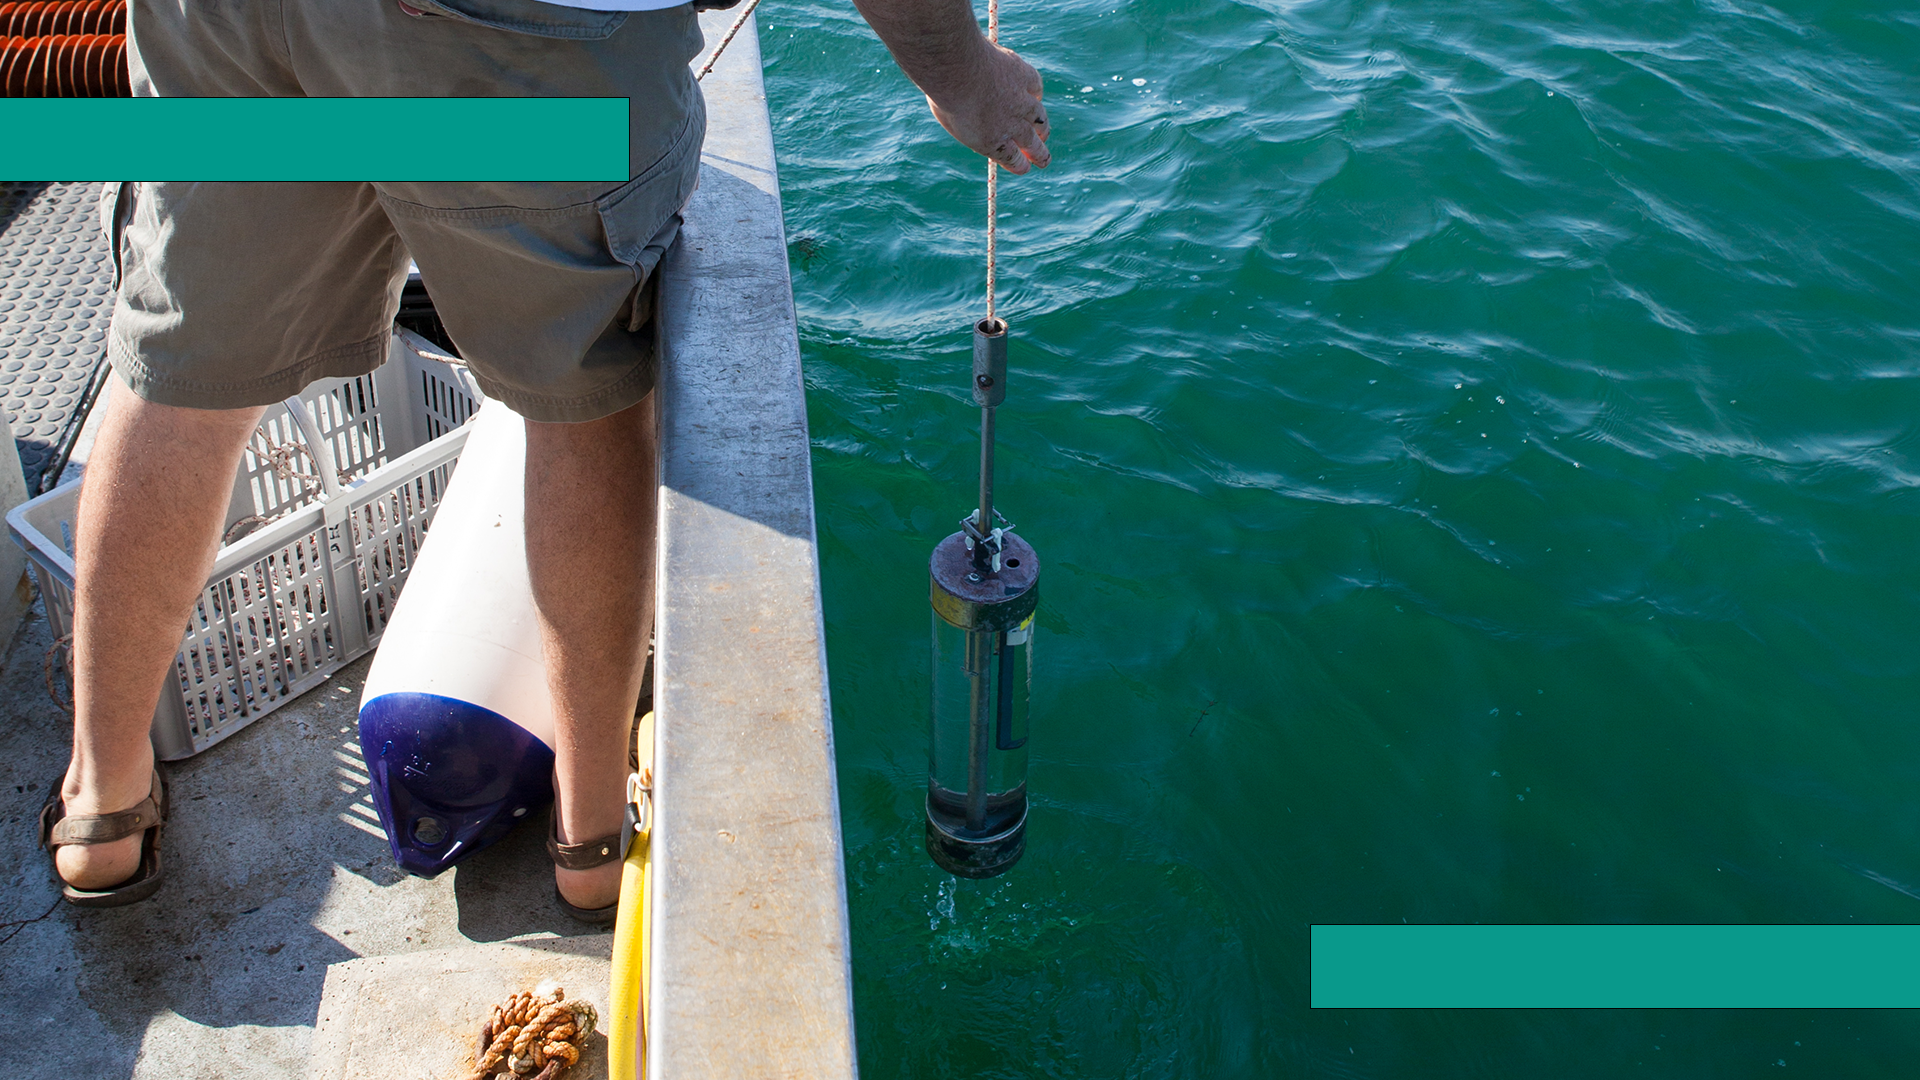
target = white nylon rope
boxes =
[985,0,999,326]
[694,0,765,82]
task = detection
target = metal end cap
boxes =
[925,815,1026,880]
[930,530,1039,632]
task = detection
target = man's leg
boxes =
[56,392,265,888]
[525,393,657,911]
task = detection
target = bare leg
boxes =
[525,393,656,911]
[57,392,264,889]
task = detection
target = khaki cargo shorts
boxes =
[106,0,706,423]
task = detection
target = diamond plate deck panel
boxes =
[0,180,114,492]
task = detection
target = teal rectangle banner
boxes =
[1,98,628,180]
[1312,924,1920,1008]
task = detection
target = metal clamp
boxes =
[961,509,1014,564]
[622,770,653,859]
[962,507,1013,536]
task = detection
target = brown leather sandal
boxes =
[547,810,624,926]
[38,766,169,908]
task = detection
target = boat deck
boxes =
[0,12,855,1080]
[0,631,609,1077]
[0,155,608,1080]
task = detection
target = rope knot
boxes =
[462,983,599,1080]
[251,429,325,490]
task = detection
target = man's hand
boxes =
[853,0,1052,174]
[927,42,1049,174]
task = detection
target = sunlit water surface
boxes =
[762,0,1920,1074]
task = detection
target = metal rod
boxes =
[965,629,994,832]
[975,405,996,568]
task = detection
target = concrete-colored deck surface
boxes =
[309,936,614,1080]
[0,600,607,1079]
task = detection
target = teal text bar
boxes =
[1312,924,1920,1007]
[2,98,628,181]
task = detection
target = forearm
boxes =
[852,0,994,102]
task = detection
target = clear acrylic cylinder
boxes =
[929,614,1031,827]
[925,529,1038,878]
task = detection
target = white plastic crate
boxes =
[7,328,482,759]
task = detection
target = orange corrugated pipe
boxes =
[0,32,128,96]
[0,2,128,96]
[0,1,125,39]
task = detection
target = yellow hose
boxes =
[608,712,654,1080]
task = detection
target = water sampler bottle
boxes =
[926,317,1040,878]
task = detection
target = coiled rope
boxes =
[462,983,599,1080]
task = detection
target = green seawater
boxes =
[762,0,1920,1074]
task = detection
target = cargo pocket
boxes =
[594,112,703,290]
[403,0,628,40]
[97,181,134,291]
